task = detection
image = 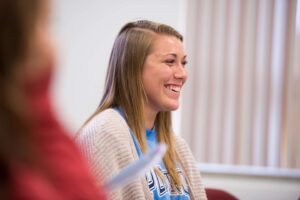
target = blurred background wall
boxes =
[51,0,300,199]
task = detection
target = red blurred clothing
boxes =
[8,70,106,200]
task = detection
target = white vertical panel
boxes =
[223,0,241,164]
[209,0,227,163]
[293,0,300,168]
[192,0,213,162]
[296,0,300,168]
[239,0,257,165]
[180,0,200,155]
[289,0,300,168]
[281,0,297,168]
[268,0,287,167]
[297,121,300,168]
[297,101,300,168]
[297,0,300,33]
[252,0,272,166]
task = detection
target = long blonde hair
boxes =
[82,20,183,188]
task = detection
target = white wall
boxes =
[51,0,184,133]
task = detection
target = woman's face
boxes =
[142,34,188,114]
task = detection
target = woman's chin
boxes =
[165,102,179,111]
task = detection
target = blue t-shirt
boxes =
[114,107,190,199]
[144,128,191,200]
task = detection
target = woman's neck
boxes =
[144,106,157,130]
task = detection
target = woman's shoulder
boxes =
[90,108,126,126]
[75,108,134,163]
[77,108,129,143]
[173,134,189,148]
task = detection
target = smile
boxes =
[165,85,181,93]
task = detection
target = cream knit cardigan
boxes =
[76,108,207,200]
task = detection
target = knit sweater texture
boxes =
[77,108,207,200]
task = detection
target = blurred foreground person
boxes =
[0,0,106,199]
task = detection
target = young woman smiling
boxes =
[77,20,207,200]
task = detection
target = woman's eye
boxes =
[165,59,175,65]
[182,60,188,66]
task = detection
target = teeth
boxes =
[166,85,181,92]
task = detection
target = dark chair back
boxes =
[206,188,239,200]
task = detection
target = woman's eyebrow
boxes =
[161,53,177,57]
[160,53,187,59]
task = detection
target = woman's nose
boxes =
[174,65,188,81]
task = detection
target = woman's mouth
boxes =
[165,85,181,93]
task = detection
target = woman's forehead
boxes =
[149,35,185,57]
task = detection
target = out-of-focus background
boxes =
[51,0,300,199]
